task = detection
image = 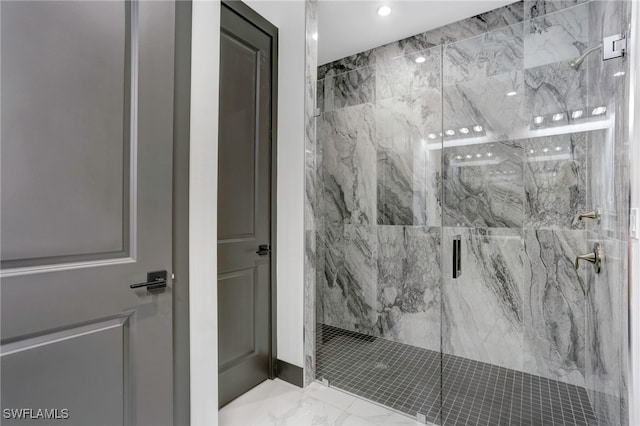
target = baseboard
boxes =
[277,359,303,388]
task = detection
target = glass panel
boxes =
[314,9,443,423]
[313,1,631,425]
[1,1,128,265]
[441,1,630,425]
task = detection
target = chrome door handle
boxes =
[575,243,603,273]
[452,235,462,279]
[130,270,167,290]
[577,206,601,223]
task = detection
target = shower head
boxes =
[569,44,603,70]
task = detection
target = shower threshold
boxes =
[316,324,599,426]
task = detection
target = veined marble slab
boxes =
[443,22,524,87]
[525,0,589,20]
[443,71,527,142]
[304,0,318,387]
[376,226,441,351]
[443,140,524,228]
[320,104,377,225]
[522,228,587,387]
[442,227,525,371]
[376,45,441,101]
[523,132,586,230]
[321,66,375,112]
[375,97,441,227]
[320,223,378,335]
[524,2,589,69]
[524,61,586,121]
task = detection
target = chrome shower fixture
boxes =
[569,44,603,70]
[569,32,628,70]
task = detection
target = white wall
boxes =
[189,1,220,425]
[188,2,305,423]
[243,0,306,368]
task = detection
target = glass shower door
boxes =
[439,1,631,425]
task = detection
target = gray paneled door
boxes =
[1,1,175,425]
[218,2,277,408]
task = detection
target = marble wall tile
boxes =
[320,223,378,335]
[523,2,589,69]
[522,229,587,387]
[377,150,415,226]
[375,97,441,227]
[523,132,586,229]
[375,34,439,64]
[320,104,377,224]
[437,1,525,44]
[375,92,441,141]
[524,61,587,121]
[586,128,624,239]
[318,49,375,80]
[321,66,375,112]
[443,71,527,142]
[304,0,318,387]
[525,0,589,20]
[376,226,441,352]
[376,45,441,101]
[442,227,525,370]
[443,23,524,86]
[443,140,524,228]
[585,237,627,426]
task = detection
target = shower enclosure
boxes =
[309,1,632,425]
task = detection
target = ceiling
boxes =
[318,0,517,65]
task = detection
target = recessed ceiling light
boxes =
[571,110,583,119]
[445,129,456,136]
[555,146,562,151]
[534,116,544,125]
[459,127,469,134]
[427,133,437,140]
[552,113,565,122]
[377,6,391,16]
[415,56,426,64]
[507,91,517,97]
[543,147,550,153]
[613,71,625,77]
[465,154,473,159]
[592,106,607,116]
[487,152,493,157]
[476,153,482,158]
[312,32,318,41]
[472,125,483,133]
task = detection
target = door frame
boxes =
[220,0,279,380]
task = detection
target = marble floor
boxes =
[219,378,420,426]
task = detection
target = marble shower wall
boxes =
[304,0,318,386]
[583,1,631,424]
[313,1,629,423]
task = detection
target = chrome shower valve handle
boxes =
[577,206,602,224]
[575,243,603,274]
